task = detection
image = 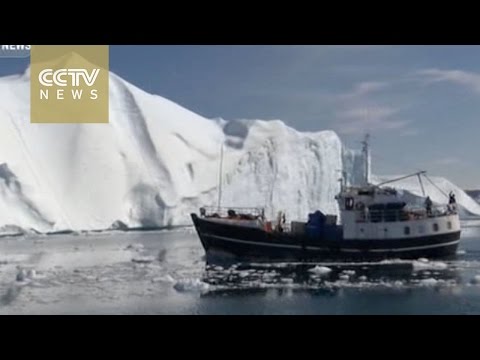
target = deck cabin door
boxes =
[367,223,379,240]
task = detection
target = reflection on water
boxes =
[189,252,480,314]
[199,259,462,297]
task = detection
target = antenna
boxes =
[376,170,427,187]
[361,133,371,185]
[417,172,426,197]
[217,143,224,211]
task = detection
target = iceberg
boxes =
[0,67,477,233]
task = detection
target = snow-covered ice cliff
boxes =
[0,67,478,233]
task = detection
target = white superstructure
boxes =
[336,184,460,240]
[336,136,460,241]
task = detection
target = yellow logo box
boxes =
[30,45,109,123]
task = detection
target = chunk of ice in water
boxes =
[471,275,480,285]
[131,256,155,264]
[309,266,332,275]
[174,278,210,293]
[419,278,438,287]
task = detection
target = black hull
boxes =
[191,214,461,263]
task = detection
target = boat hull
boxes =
[191,214,461,263]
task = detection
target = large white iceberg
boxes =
[0,67,477,233]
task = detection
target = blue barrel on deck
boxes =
[306,210,326,239]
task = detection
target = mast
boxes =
[217,143,224,211]
[337,170,347,192]
[361,134,371,185]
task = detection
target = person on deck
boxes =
[425,196,433,216]
[448,192,457,213]
[449,192,456,205]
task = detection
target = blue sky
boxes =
[1,45,479,188]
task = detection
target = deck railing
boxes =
[201,206,265,220]
[357,205,457,223]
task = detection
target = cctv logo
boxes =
[39,69,100,87]
[39,68,100,100]
[30,45,109,124]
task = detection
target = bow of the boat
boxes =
[190,213,208,251]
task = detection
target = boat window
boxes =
[433,223,439,232]
[447,222,452,230]
[385,202,406,210]
[345,197,354,210]
[418,225,425,234]
[404,226,410,235]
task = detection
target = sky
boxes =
[1,45,479,188]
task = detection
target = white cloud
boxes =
[337,81,388,101]
[335,105,411,135]
[416,68,480,93]
[338,106,398,121]
[398,128,420,137]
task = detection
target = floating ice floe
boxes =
[309,266,332,275]
[413,260,448,271]
[471,275,480,285]
[125,243,144,252]
[173,278,210,293]
[152,274,176,284]
[131,256,156,264]
[418,278,439,287]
